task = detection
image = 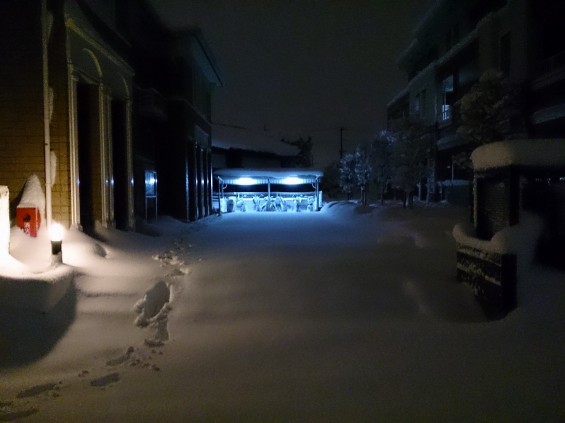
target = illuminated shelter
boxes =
[214,169,323,213]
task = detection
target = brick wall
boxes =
[475,168,519,240]
[48,1,71,227]
[521,170,565,268]
[0,2,46,221]
[456,243,517,319]
[476,177,510,239]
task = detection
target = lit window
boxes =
[145,170,157,196]
[440,76,454,122]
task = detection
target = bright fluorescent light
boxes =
[281,176,302,185]
[234,177,256,185]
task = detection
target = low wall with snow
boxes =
[471,139,565,268]
[0,263,74,313]
[456,243,516,319]
[452,139,563,318]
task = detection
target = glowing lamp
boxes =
[282,176,302,185]
[234,177,256,186]
[49,222,65,259]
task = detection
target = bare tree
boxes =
[339,153,356,201]
[390,119,435,208]
[280,136,313,167]
[354,146,373,206]
[320,161,341,199]
[370,130,394,205]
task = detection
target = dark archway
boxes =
[111,99,128,230]
[76,82,100,234]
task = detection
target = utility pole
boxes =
[339,127,344,159]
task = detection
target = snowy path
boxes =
[1,204,563,422]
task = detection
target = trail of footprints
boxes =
[0,345,164,421]
[0,238,192,421]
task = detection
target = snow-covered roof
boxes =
[471,139,565,170]
[386,86,409,109]
[413,0,444,35]
[214,168,323,185]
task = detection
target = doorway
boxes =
[112,99,128,230]
[76,82,101,233]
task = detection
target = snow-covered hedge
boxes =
[453,212,543,264]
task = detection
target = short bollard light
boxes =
[49,222,65,263]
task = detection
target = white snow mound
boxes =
[471,139,565,170]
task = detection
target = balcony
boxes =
[532,50,565,90]
[136,88,167,120]
[437,105,453,127]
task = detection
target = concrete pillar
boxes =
[0,186,9,256]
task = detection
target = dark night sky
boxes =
[148,0,435,167]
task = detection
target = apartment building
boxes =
[387,0,565,189]
[0,0,222,232]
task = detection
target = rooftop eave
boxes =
[174,29,224,87]
[396,39,419,68]
[190,29,224,87]
[386,87,409,109]
[214,168,324,185]
[413,0,447,35]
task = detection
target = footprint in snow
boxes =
[0,382,60,421]
[105,345,163,371]
[165,267,189,278]
[0,402,39,421]
[152,251,184,266]
[90,373,120,387]
[16,382,62,399]
[133,281,171,328]
[105,346,136,367]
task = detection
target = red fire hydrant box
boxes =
[16,207,41,237]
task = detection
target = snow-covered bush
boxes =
[338,152,357,200]
[454,70,526,170]
[369,130,394,205]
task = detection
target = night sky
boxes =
[148,0,436,167]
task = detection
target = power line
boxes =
[212,121,377,135]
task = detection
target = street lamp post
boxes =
[49,222,65,263]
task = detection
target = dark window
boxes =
[540,2,565,59]
[446,25,460,51]
[414,90,427,117]
[500,33,511,75]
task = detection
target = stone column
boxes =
[0,186,9,255]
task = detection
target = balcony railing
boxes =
[536,50,565,77]
[136,88,167,120]
[437,105,452,126]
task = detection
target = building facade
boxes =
[0,0,222,233]
[387,0,565,190]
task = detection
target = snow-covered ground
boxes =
[0,202,563,422]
